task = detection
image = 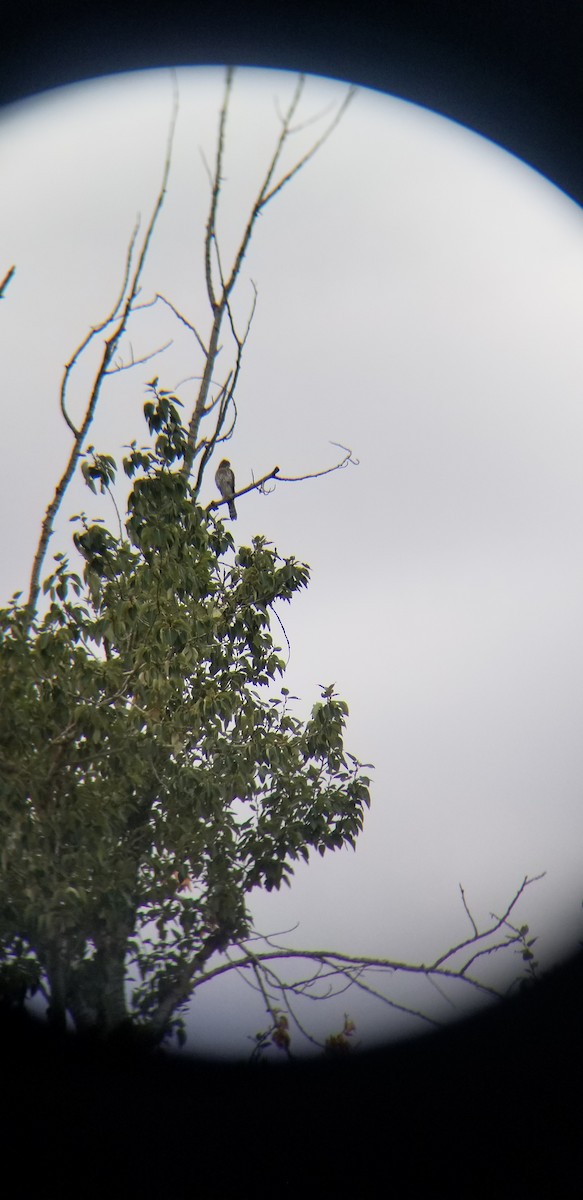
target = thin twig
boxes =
[59,219,141,437]
[142,293,209,358]
[0,264,16,299]
[182,70,354,480]
[261,86,356,208]
[431,874,545,970]
[104,339,173,374]
[276,443,358,482]
[459,884,479,938]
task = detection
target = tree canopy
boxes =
[0,73,373,1047]
[0,69,543,1055]
[0,386,371,1044]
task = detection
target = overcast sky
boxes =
[2,66,583,1057]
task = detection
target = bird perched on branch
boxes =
[215,458,237,520]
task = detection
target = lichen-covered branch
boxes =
[179,873,545,1056]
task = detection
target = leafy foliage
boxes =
[0,391,371,1044]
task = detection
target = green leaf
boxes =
[0,402,373,1047]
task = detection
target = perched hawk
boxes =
[215,458,237,520]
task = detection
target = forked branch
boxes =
[139,874,544,1055]
[182,71,356,479]
[25,86,180,622]
[206,444,357,515]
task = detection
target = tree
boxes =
[0,69,542,1054]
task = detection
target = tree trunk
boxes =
[66,930,130,1037]
[45,939,69,1034]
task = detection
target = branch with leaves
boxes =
[24,70,355,622]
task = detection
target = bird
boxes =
[215,458,237,520]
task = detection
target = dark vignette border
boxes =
[1,3,582,1195]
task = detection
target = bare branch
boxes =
[457,934,525,978]
[190,277,256,495]
[225,280,258,352]
[276,443,358,482]
[142,293,209,358]
[459,884,479,938]
[270,605,292,664]
[250,959,292,1057]
[203,375,232,416]
[206,443,357,515]
[223,80,355,299]
[192,283,256,482]
[189,942,500,1000]
[206,465,280,514]
[193,373,236,496]
[328,964,442,1029]
[59,218,141,436]
[204,66,234,312]
[274,91,340,137]
[104,338,173,374]
[430,874,545,970]
[181,940,505,1057]
[0,264,16,299]
[261,85,357,208]
[275,988,324,1051]
[171,873,545,1054]
[182,71,355,483]
[26,84,180,622]
[219,75,307,301]
[198,145,214,192]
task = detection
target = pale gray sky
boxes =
[2,67,583,1057]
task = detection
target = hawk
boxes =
[215,458,237,520]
